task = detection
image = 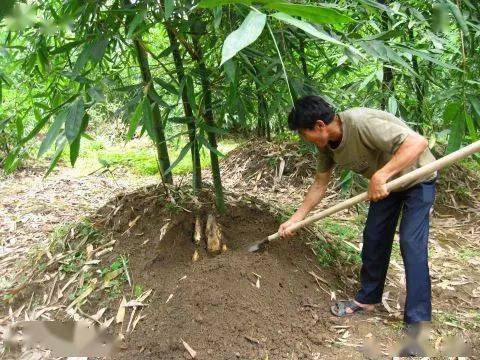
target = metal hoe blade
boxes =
[248,238,269,252]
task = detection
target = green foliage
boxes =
[220,10,267,65]
[101,256,129,299]
[1,0,479,200]
[458,248,480,262]
[314,219,362,267]
[134,284,144,298]
[49,219,103,254]
[94,139,237,176]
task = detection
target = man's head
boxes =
[287,95,335,148]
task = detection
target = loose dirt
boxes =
[98,190,343,359]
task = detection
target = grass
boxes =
[458,248,480,262]
[100,256,129,300]
[49,136,239,177]
[391,241,402,261]
[313,218,362,267]
[49,219,103,253]
[460,157,480,174]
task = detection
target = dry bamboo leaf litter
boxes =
[116,297,127,324]
[181,339,197,359]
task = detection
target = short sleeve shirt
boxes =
[316,107,436,189]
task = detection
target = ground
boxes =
[1,140,479,359]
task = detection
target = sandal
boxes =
[330,300,365,317]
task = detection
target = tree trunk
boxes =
[162,18,202,192]
[124,0,172,184]
[191,33,226,213]
[298,36,309,78]
[133,39,173,184]
[379,0,394,111]
[253,64,270,140]
[409,28,424,121]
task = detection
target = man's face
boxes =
[298,120,329,148]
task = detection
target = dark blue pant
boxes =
[355,179,436,324]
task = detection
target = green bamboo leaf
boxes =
[153,77,178,95]
[266,3,353,24]
[127,10,146,38]
[70,114,89,166]
[201,123,227,135]
[444,102,465,154]
[213,6,222,30]
[197,0,251,8]
[469,96,480,127]
[44,137,67,178]
[396,46,461,71]
[126,101,143,141]
[141,98,157,142]
[387,96,398,115]
[38,108,68,158]
[114,83,143,92]
[0,0,16,21]
[33,107,42,122]
[50,40,84,55]
[164,0,174,18]
[74,40,108,73]
[271,13,360,56]
[65,97,85,143]
[3,146,20,174]
[357,71,376,91]
[0,116,12,131]
[465,114,477,141]
[168,116,193,124]
[164,141,193,175]
[20,113,50,144]
[357,0,394,13]
[185,75,198,115]
[363,28,402,41]
[198,135,225,157]
[443,0,469,36]
[87,86,105,103]
[223,60,236,83]
[220,10,267,66]
[89,38,109,64]
[15,116,24,140]
[36,48,51,75]
[148,90,169,107]
[359,41,413,73]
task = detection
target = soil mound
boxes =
[219,139,318,190]
[96,187,339,359]
[218,139,480,210]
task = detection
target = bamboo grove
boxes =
[0,0,479,211]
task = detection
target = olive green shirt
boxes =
[316,107,436,189]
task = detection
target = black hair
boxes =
[287,95,335,131]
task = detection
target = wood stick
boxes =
[268,140,480,241]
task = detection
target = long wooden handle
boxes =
[269,140,480,241]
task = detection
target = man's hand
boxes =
[278,216,302,239]
[368,171,389,202]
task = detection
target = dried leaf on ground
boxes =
[181,339,197,358]
[116,297,127,324]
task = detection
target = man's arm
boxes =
[278,168,332,238]
[369,133,428,201]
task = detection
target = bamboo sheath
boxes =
[268,140,480,242]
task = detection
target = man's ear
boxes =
[315,120,326,129]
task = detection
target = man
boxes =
[279,95,436,344]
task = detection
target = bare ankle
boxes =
[353,300,374,310]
